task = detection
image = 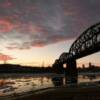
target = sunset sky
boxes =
[0,0,100,67]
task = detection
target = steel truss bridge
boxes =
[53,22,100,81]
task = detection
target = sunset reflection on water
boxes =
[0,75,53,96]
[0,74,100,97]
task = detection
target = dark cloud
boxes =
[0,0,100,49]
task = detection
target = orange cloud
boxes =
[0,53,15,61]
[31,41,45,47]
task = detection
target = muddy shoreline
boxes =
[14,86,100,100]
[1,83,100,100]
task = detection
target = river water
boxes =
[0,73,100,97]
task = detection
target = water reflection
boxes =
[0,74,99,97]
[87,75,96,81]
[52,77,64,87]
[65,76,78,84]
[0,75,53,96]
[51,76,78,87]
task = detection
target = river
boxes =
[0,73,100,97]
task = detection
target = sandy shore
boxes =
[12,85,100,100]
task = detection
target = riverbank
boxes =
[13,83,100,100]
[0,84,100,100]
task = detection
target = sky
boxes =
[0,0,100,67]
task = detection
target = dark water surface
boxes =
[0,73,100,97]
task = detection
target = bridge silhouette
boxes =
[53,22,100,83]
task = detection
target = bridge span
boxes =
[53,22,100,83]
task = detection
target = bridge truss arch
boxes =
[69,22,100,59]
[59,52,69,63]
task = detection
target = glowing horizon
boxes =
[0,39,99,68]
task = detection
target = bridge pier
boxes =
[65,59,78,84]
[52,59,64,74]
